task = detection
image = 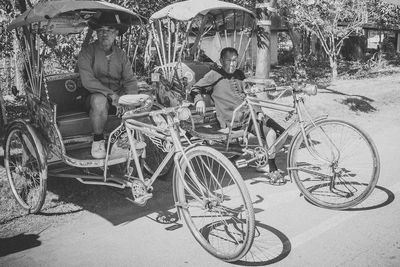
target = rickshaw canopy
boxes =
[382,0,399,5]
[7,0,143,33]
[149,0,255,22]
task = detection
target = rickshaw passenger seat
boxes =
[56,112,120,137]
[45,73,120,137]
[46,73,85,114]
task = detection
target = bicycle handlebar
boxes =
[276,84,317,96]
[122,104,192,122]
[243,76,317,96]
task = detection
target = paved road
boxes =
[1,123,399,266]
[1,78,400,266]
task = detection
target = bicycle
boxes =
[120,95,256,262]
[184,77,380,210]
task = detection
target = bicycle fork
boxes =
[169,124,222,211]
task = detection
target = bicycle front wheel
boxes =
[174,146,255,262]
[288,119,380,209]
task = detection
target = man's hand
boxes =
[109,94,120,107]
[196,100,206,114]
[257,112,265,121]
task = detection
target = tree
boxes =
[368,0,400,30]
[279,0,367,79]
[367,0,400,55]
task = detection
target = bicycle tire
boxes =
[174,146,255,262]
[288,119,380,209]
[4,121,47,214]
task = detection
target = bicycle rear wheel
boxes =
[174,146,255,262]
[288,119,380,209]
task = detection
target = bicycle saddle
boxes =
[118,94,152,106]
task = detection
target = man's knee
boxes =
[266,127,277,140]
[90,94,108,113]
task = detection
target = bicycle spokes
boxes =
[289,120,379,209]
[176,146,255,260]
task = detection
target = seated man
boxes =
[78,12,138,158]
[190,47,285,181]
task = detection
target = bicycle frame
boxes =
[228,88,339,167]
[122,109,217,204]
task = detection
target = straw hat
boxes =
[88,12,129,36]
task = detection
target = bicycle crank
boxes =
[130,179,153,206]
[235,146,268,168]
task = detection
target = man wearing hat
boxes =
[78,12,138,159]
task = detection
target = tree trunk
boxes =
[255,0,277,79]
[13,32,23,91]
[329,55,338,80]
[286,24,302,68]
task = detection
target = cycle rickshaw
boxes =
[4,1,256,261]
[147,0,380,209]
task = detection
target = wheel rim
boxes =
[291,120,379,208]
[178,149,254,260]
[5,128,45,212]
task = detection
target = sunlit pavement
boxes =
[1,121,399,267]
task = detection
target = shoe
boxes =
[256,165,270,173]
[91,140,106,159]
[266,170,286,185]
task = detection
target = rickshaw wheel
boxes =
[4,121,47,214]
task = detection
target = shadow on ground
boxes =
[341,97,376,113]
[44,174,176,226]
[0,234,41,257]
[345,185,395,211]
[318,86,377,113]
[235,221,291,266]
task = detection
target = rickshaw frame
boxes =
[4,0,149,205]
[3,2,257,261]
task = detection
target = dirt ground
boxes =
[0,73,400,265]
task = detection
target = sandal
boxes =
[266,170,286,185]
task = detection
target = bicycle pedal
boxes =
[235,159,248,168]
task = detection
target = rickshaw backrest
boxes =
[156,61,214,107]
[46,73,85,114]
[45,72,121,138]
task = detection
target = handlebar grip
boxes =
[301,84,317,96]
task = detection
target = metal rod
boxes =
[126,126,145,182]
[151,22,167,77]
[104,124,124,181]
[168,18,171,67]
[239,37,252,67]
[158,20,169,80]
[179,21,193,63]
[172,21,180,64]
[222,11,228,47]
[233,10,237,48]
[146,148,175,188]
[247,97,295,112]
